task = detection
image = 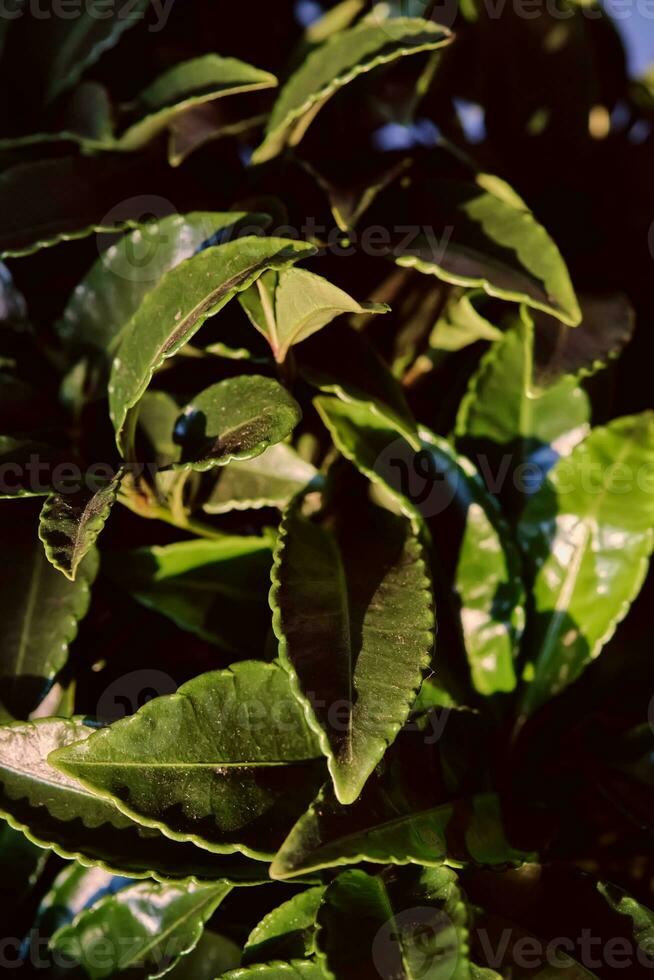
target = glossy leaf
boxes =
[315,396,525,696]
[239,267,388,363]
[0,718,272,883]
[169,376,302,473]
[104,537,274,655]
[50,662,326,858]
[116,54,278,152]
[39,469,124,581]
[272,709,525,879]
[519,413,654,714]
[271,494,434,804]
[59,212,269,365]
[0,531,98,721]
[244,887,326,964]
[315,865,470,980]
[252,17,452,163]
[108,236,315,455]
[203,443,320,515]
[393,173,582,327]
[221,964,326,980]
[50,879,232,979]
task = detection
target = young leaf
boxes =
[519,413,654,714]
[238,267,388,363]
[429,288,503,353]
[117,55,277,152]
[108,236,316,456]
[50,662,326,858]
[203,443,320,515]
[0,531,98,721]
[315,866,470,980]
[39,468,124,581]
[271,494,434,804]
[59,211,270,366]
[272,709,525,879]
[315,396,525,696]
[393,173,582,327]
[0,718,271,883]
[252,17,452,163]
[169,376,302,472]
[244,887,326,965]
[104,537,274,655]
[50,879,232,980]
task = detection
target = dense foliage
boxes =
[1,1,654,977]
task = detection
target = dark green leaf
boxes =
[108,236,315,455]
[244,887,326,964]
[271,494,434,804]
[50,662,326,858]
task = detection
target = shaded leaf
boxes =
[271,494,434,804]
[239,267,388,363]
[272,709,525,879]
[315,396,525,696]
[50,662,326,858]
[108,236,315,455]
[393,172,581,327]
[0,718,271,882]
[221,963,326,980]
[104,537,274,655]
[252,17,452,162]
[315,865,470,980]
[170,376,302,473]
[203,443,320,515]
[39,468,124,581]
[519,413,654,714]
[0,530,98,721]
[50,879,232,980]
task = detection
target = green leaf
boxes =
[315,396,525,696]
[315,866,470,980]
[39,469,124,581]
[272,709,525,879]
[393,173,581,327]
[40,0,149,102]
[271,494,434,804]
[108,236,316,456]
[252,17,452,163]
[0,529,98,721]
[519,413,654,714]
[167,931,241,980]
[244,887,326,964]
[50,879,232,980]
[429,288,503,352]
[50,662,326,859]
[239,267,388,363]
[169,376,302,473]
[221,964,326,980]
[59,211,270,366]
[203,443,320,515]
[455,308,591,513]
[0,718,270,883]
[104,537,274,655]
[116,55,277,152]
